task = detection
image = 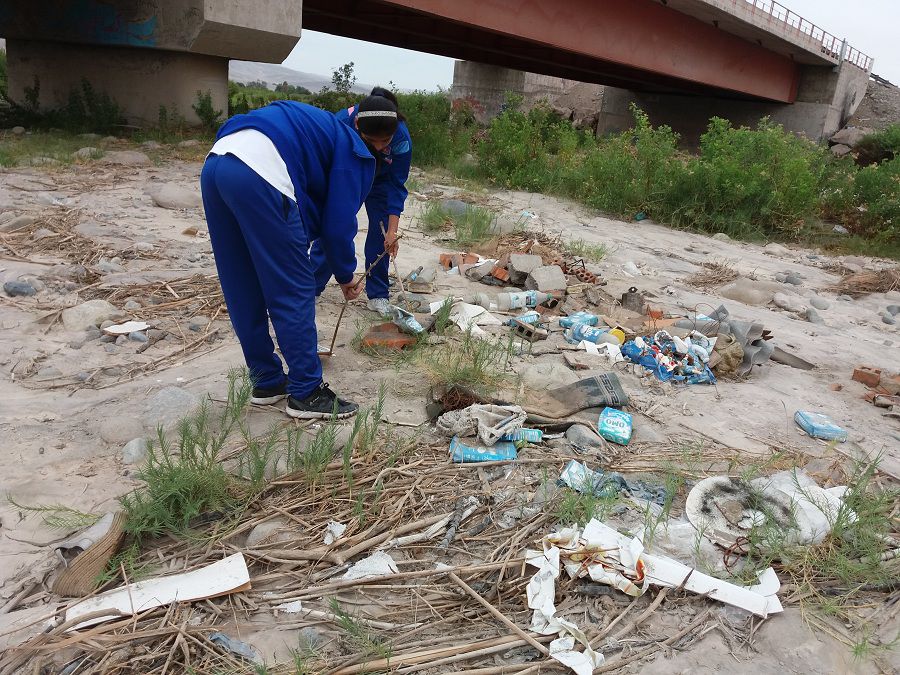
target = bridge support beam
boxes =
[597,61,870,144]
[0,1,303,127]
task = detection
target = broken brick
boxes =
[852,366,882,389]
[491,266,510,282]
[360,323,418,350]
[830,383,843,391]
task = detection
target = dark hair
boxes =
[356,92,399,136]
[370,86,406,122]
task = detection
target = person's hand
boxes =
[340,279,363,301]
[384,230,400,258]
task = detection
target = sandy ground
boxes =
[1,149,898,672]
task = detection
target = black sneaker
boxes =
[251,380,287,406]
[286,383,359,419]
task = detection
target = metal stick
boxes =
[322,233,403,356]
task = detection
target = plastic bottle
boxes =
[506,310,541,327]
[496,290,550,311]
[559,312,599,328]
[564,324,621,345]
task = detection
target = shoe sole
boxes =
[285,405,358,420]
[251,394,287,406]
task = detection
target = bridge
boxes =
[0,1,873,139]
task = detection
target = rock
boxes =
[148,328,166,340]
[774,273,786,283]
[773,292,806,314]
[887,305,900,316]
[76,371,91,381]
[0,214,35,233]
[100,320,116,330]
[100,334,115,343]
[525,265,567,292]
[507,254,543,283]
[883,313,897,325]
[68,340,83,350]
[141,140,161,149]
[809,296,830,310]
[20,276,44,292]
[97,258,126,274]
[124,300,142,311]
[805,308,824,324]
[121,438,149,465]
[128,331,149,343]
[61,299,123,330]
[441,199,468,216]
[105,150,150,166]
[177,139,200,147]
[622,261,642,276]
[246,517,294,547]
[84,327,102,341]
[12,126,25,135]
[143,386,199,430]
[46,263,89,281]
[783,274,802,286]
[830,144,852,158]
[4,280,36,297]
[565,424,604,452]
[115,335,127,346]
[832,224,849,234]
[34,366,62,381]
[188,315,210,332]
[98,415,145,446]
[830,126,871,148]
[134,241,154,253]
[31,227,54,241]
[145,183,203,209]
[72,147,99,160]
[763,242,790,256]
[186,252,202,262]
[719,278,780,306]
[838,295,853,302]
[711,233,731,241]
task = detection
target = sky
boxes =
[282,0,900,90]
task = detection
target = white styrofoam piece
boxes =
[102,321,150,335]
[65,553,250,630]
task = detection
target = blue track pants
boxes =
[311,202,390,300]
[200,153,321,399]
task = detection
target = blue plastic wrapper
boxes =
[450,436,518,462]
[505,310,541,327]
[597,407,633,445]
[500,428,543,443]
[794,411,848,442]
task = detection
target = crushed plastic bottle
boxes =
[496,290,551,311]
[564,323,621,346]
[450,436,518,462]
[500,428,543,443]
[794,411,848,442]
[559,312,599,329]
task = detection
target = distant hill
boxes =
[228,60,371,94]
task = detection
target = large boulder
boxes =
[830,127,872,149]
[145,183,203,209]
[61,300,124,330]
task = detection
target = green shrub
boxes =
[193,90,223,132]
[855,124,900,165]
[397,90,476,167]
[854,156,900,242]
[0,48,7,99]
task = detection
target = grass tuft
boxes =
[419,200,496,247]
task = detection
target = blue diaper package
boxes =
[597,407,633,446]
[450,436,518,462]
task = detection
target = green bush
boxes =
[397,90,476,167]
[664,117,826,237]
[855,124,900,165]
[193,90,223,132]
[854,156,900,242]
[0,77,124,134]
[0,48,7,99]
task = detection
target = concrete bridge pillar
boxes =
[0,1,303,127]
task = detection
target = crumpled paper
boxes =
[436,403,527,446]
[323,521,347,546]
[342,551,398,580]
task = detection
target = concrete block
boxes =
[508,254,543,284]
[525,265,567,292]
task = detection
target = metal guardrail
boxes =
[735,0,873,71]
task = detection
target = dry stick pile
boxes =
[830,267,900,297]
[0,440,719,675]
[683,262,740,290]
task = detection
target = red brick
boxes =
[830,383,843,391]
[360,323,418,350]
[646,306,664,320]
[852,366,882,389]
[491,266,510,282]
